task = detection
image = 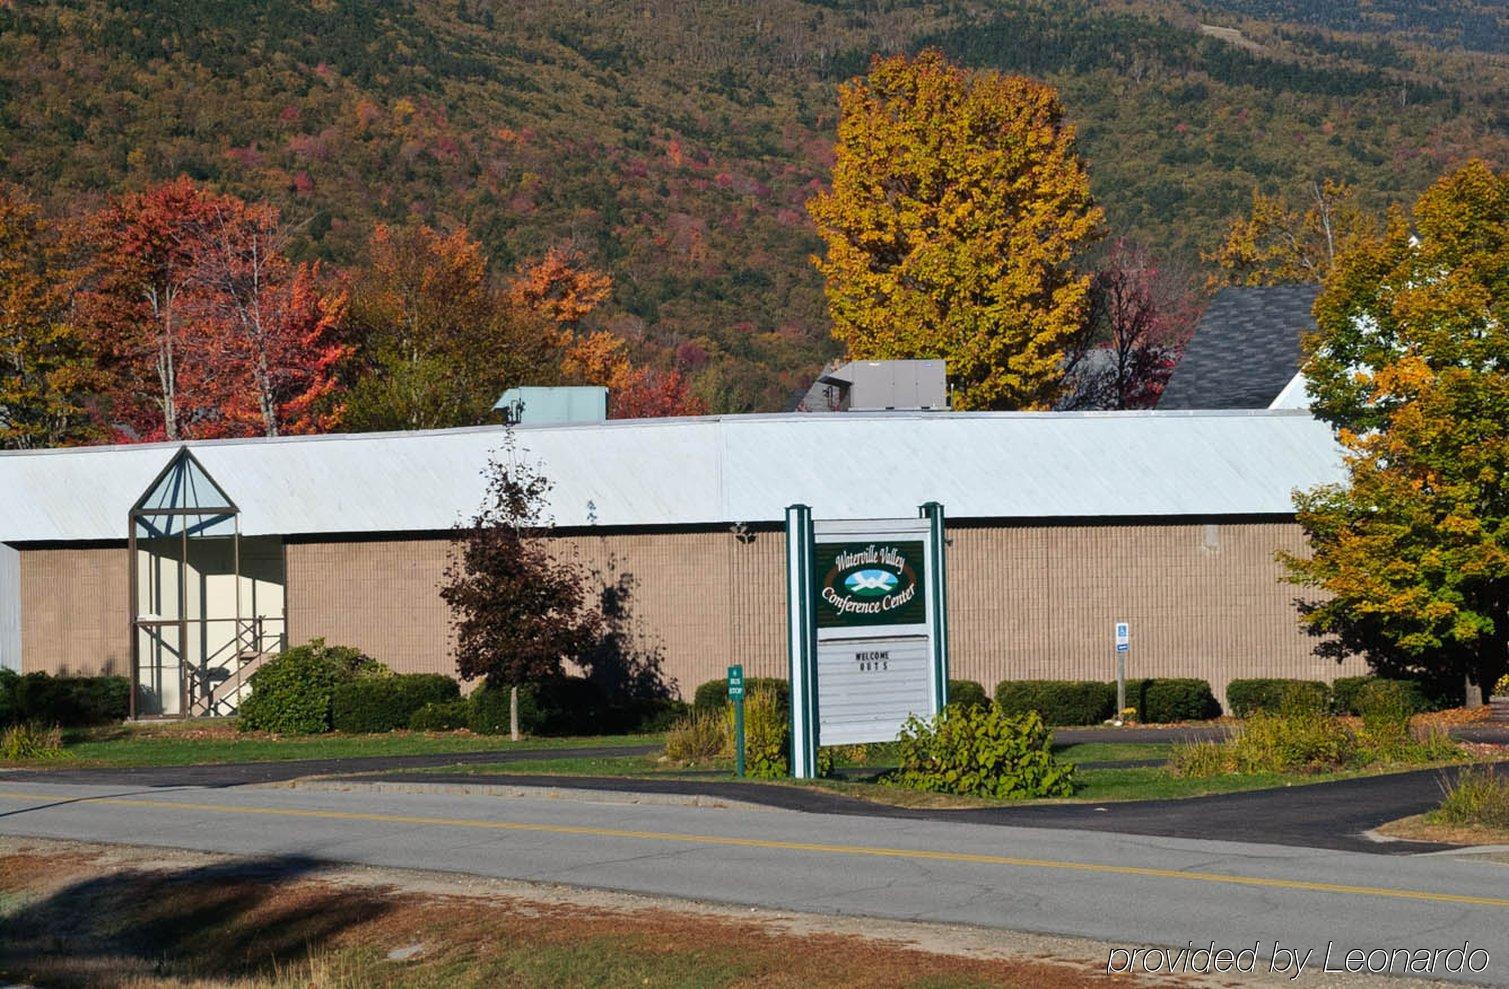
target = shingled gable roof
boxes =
[1158,284,1321,410]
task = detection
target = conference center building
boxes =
[0,406,1366,716]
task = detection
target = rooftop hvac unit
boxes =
[816,360,948,412]
[494,386,608,425]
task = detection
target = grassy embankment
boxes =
[418,740,1482,807]
[0,719,660,769]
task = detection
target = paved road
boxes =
[360,764,1464,854]
[1,780,1507,985]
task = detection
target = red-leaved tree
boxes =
[83,177,229,440]
[182,201,349,436]
[84,177,349,439]
[440,437,601,738]
[1061,239,1200,410]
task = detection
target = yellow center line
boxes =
[1,787,1503,909]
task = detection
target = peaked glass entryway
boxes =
[129,448,286,717]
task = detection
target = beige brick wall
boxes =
[20,547,130,677]
[946,522,1366,705]
[22,520,1362,707]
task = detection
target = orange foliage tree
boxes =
[83,177,347,439]
[342,224,560,431]
[182,199,349,436]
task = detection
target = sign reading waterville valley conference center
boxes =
[784,504,950,777]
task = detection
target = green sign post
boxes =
[727,664,745,777]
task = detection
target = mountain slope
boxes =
[1,0,1504,411]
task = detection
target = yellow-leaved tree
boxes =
[806,49,1101,410]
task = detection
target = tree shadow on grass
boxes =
[1,854,393,985]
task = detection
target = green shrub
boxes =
[0,669,15,727]
[1331,676,1429,715]
[664,711,727,762]
[331,674,460,733]
[1230,708,1355,774]
[465,676,611,736]
[1170,739,1231,778]
[993,680,1113,726]
[1226,679,1330,718]
[1353,682,1462,764]
[6,673,129,727]
[408,699,470,731]
[621,698,690,733]
[693,676,789,715]
[1128,678,1220,723]
[728,687,787,779]
[1435,767,1509,829]
[0,722,65,761]
[238,640,386,734]
[467,685,514,735]
[891,705,1075,799]
[946,679,988,710]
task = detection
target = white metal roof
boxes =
[0,410,1345,542]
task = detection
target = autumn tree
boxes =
[1282,160,1509,703]
[807,48,1101,410]
[506,247,613,337]
[1061,239,1200,410]
[83,177,228,440]
[440,436,601,738]
[182,200,349,437]
[1205,180,1378,288]
[342,224,559,431]
[0,187,100,448]
[560,330,706,418]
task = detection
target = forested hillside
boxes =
[1,0,1504,412]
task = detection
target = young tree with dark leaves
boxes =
[1061,239,1198,410]
[440,438,600,739]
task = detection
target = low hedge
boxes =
[1226,679,1330,717]
[2,671,129,727]
[1128,678,1220,723]
[331,674,460,733]
[946,679,989,710]
[1331,676,1429,716]
[409,699,470,731]
[692,676,790,715]
[468,676,678,736]
[238,640,386,734]
[994,680,1114,726]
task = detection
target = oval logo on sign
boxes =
[815,541,926,628]
[843,568,898,598]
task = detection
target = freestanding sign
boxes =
[728,664,746,777]
[785,503,949,777]
[1113,621,1129,725]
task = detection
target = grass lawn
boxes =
[1,720,661,769]
[418,744,1476,808]
[1052,741,1172,764]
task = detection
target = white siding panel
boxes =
[0,543,19,671]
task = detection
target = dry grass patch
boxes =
[0,842,1179,989]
